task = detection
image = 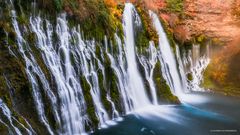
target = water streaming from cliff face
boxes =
[30,16,87,134]
[139,42,158,105]
[11,10,56,135]
[149,11,184,96]
[176,45,188,92]
[2,2,212,135]
[0,99,33,135]
[123,3,151,108]
[182,44,210,92]
[105,35,132,113]
[10,3,154,134]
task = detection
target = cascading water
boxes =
[105,35,132,113]
[138,42,158,105]
[0,99,33,135]
[1,1,213,134]
[11,10,57,135]
[149,11,184,96]
[30,16,87,134]
[176,45,188,92]
[122,3,150,108]
[182,44,210,92]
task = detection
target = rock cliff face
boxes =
[182,0,240,96]
[183,0,240,44]
[140,0,240,96]
[143,0,240,44]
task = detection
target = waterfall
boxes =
[30,16,87,134]
[149,11,184,96]
[122,3,151,108]
[105,35,132,113]
[138,42,158,105]
[11,10,56,135]
[2,2,213,134]
[176,45,188,92]
[182,44,210,92]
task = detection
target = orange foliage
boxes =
[173,25,190,44]
[209,37,240,85]
[104,0,117,7]
[104,0,123,21]
[210,58,228,85]
[231,0,240,19]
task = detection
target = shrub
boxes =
[166,0,183,13]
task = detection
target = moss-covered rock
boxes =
[187,73,193,81]
[0,14,49,133]
[0,124,8,135]
[97,69,113,118]
[103,52,123,114]
[135,2,158,53]
[153,61,180,104]
[63,0,123,41]
[80,76,99,130]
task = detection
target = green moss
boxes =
[95,44,102,60]
[0,123,9,135]
[135,3,158,53]
[80,76,99,129]
[110,37,119,56]
[103,52,123,113]
[97,69,112,117]
[25,32,52,82]
[135,30,151,53]
[0,11,52,133]
[153,61,180,104]
[17,14,28,25]
[187,73,193,81]
[65,0,123,41]
[109,74,121,111]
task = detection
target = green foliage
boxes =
[17,14,28,25]
[78,0,120,40]
[196,34,206,43]
[135,30,151,53]
[135,3,158,53]
[60,0,123,41]
[166,0,184,13]
[54,0,63,11]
